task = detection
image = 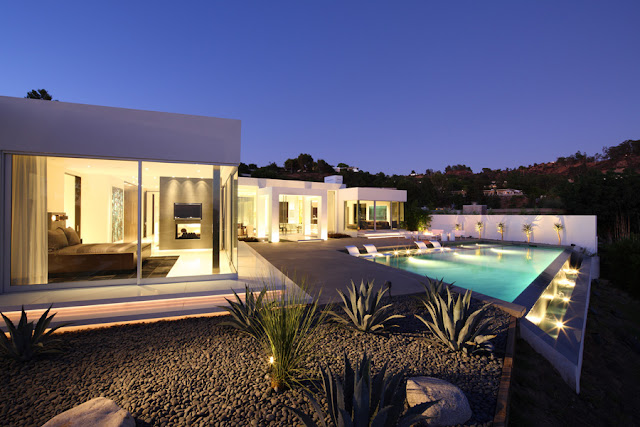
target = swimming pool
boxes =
[369,244,564,303]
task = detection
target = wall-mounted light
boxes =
[51,214,69,221]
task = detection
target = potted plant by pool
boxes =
[475,221,484,239]
[522,223,533,243]
[497,222,505,241]
[553,222,564,245]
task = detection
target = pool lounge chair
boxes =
[345,245,374,258]
[346,245,362,256]
[429,240,451,251]
[363,243,385,257]
[414,241,429,251]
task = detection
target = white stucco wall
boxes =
[430,214,598,253]
[0,96,241,165]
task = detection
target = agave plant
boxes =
[416,288,496,354]
[420,277,450,307]
[328,280,403,332]
[475,221,484,238]
[522,223,534,243]
[219,285,267,341]
[259,280,326,391]
[497,222,506,240]
[553,222,564,245]
[0,305,69,362]
[287,353,437,427]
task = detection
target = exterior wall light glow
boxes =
[557,279,575,287]
[269,356,274,365]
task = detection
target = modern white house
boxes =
[0,96,241,301]
[0,96,406,322]
[237,176,407,242]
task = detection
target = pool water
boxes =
[370,245,564,303]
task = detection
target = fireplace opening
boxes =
[176,223,201,239]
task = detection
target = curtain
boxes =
[11,155,48,285]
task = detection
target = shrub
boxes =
[219,285,267,341]
[0,305,69,362]
[416,288,496,354]
[600,234,640,299]
[259,280,326,391]
[522,223,534,242]
[328,280,403,332]
[328,233,351,239]
[287,353,436,427]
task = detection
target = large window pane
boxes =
[11,155,139,285]
[141,161,232,278]
[238,186,257,238]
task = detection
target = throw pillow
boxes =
[48,228,69,251]
[63,227,81,246]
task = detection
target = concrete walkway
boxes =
[247,237,428,303]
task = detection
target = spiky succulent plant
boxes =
[219,285,267,341]
[329,280,403,332]
[420,277,450,307]
[0,305,69,362]
[416,288,496,354]
[287,353,436,427]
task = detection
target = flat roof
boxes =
[0,96,241,165]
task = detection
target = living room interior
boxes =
[11,155,236,286]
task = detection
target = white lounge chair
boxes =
[429,240,451,251]
[346,245,374,258]
[346,245,362,256]
[363,244,384,257]
[415,241,429,251]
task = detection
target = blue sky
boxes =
[1,1,638,174]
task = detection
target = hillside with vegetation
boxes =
[241,140,640,239]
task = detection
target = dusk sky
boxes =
[1,1,638,175]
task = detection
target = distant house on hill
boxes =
[483,188,524,197]
[333,166,360,173]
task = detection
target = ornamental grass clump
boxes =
[260,279,326,391]
[553,222,564,245]
[522,223,534,243]
[416,288,496,354]
[0,305,69,362]
[287,353,436,427]
[328,280,403,332]
[219,285,267,341]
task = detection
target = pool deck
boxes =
[248,237,424,303]
[247,237,529,316]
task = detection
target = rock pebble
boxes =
[0,294,508,426]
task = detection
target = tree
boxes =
[337,162,349,168]
[25,89,55,100]
[238,162,251,175]
[315,159,335,174]
[297,153,314,172]
[284,158,297,173]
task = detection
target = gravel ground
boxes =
[0,294,510,426]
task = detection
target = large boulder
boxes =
[406,376,472,426]
[42,397,135,427]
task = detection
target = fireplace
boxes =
[176,223,201,239]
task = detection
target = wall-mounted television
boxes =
[174,203,202,219]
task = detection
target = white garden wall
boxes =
[430,214,597,254]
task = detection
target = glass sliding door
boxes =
[9,155,238,287]
[238,186,257,238]
[10,155,139,286]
